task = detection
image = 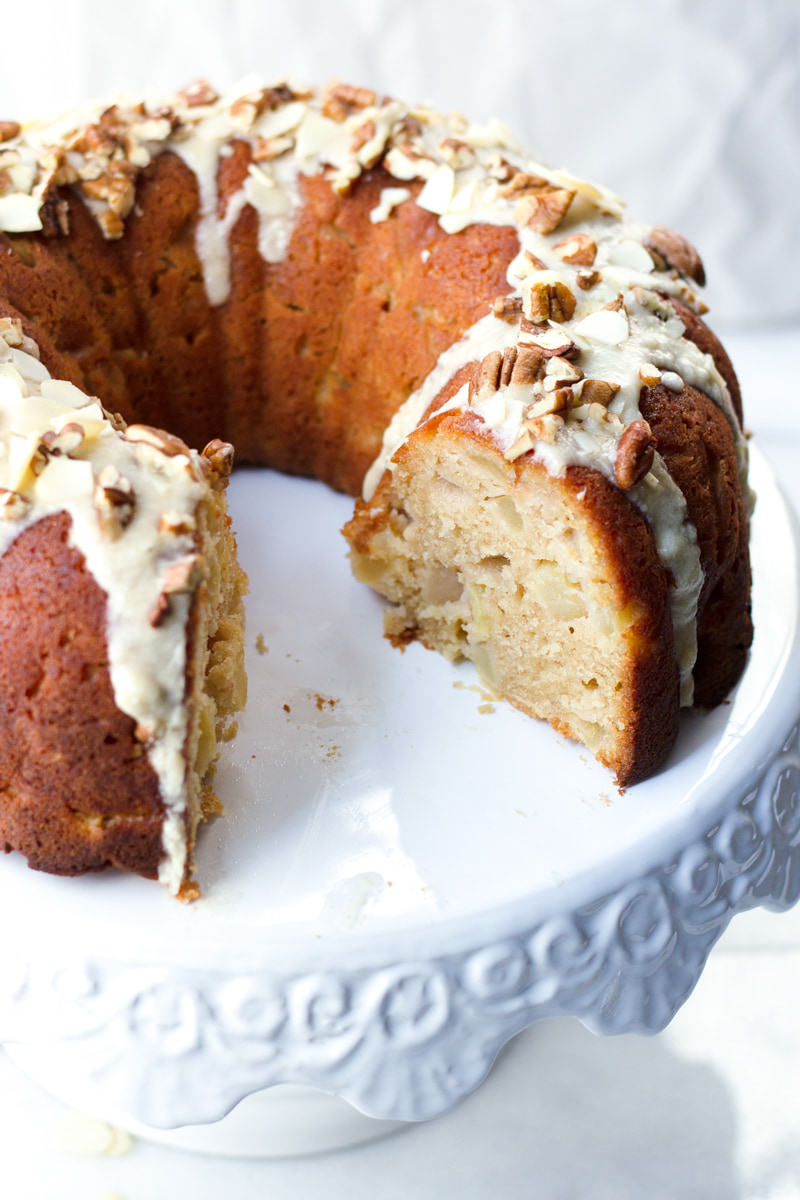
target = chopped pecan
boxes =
[522,250,548,272]
[519,321,578,359]
[615,420,656,490]
[544,357,583,386]
[150,554,206,627]
[553,233,597,266]
[322,83,376,122]
[230,86,296,123]
[0,317,24,346]
[80,171,135,218]
[201,438,235,490]
[514,187,575,235]
[511,345,545,385]
[126,424,192,458]
[148,592,172,628]
[0,488,30,520]
[94,464,135,540]
[159,511,196,537]
[96,209,125,239]
[162,553,206,594]
[576,269,601,291]
[394,116,423,144]
[262,84,308,110]
[522,279,577,324]
[0,121,20,144]
[40,423,85,457]
[500,345,518,386]
[499,171,550,199]
[523,413,564,444]
[580,379,621,407]
[485,154,517,183]
[501,344,546,388]
[501,173,575,233]
[39,193,71,237]
[645,225,705,286]
[439,138,476,170]
[351,119,377,154]
[134,719,163,744]
[492,295,524,324]
[468,350,503,403]
[630,286,675,322]
[527,387,572,418]
[177,80,219,108]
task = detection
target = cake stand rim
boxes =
[2,442,798,1128]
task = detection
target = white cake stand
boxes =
[2,444,799,1158]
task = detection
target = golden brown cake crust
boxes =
[638,381,752,708]
[0,513,166,876]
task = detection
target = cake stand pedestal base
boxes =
[4,1043,408,1158]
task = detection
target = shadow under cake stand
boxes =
[2,444,799,1158]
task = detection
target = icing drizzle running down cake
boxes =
[0,77,752,887]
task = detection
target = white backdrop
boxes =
[0,0,798,326]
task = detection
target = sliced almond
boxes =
[638,363,662,387]
[252,134,295,162]
[504,429,534,461]
[587,402,612,425]
[572,307,629,345]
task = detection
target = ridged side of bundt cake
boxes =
[0,156,519,497]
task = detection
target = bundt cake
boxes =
[0,77,752,891]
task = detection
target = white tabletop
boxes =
[2,325,800,1198]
